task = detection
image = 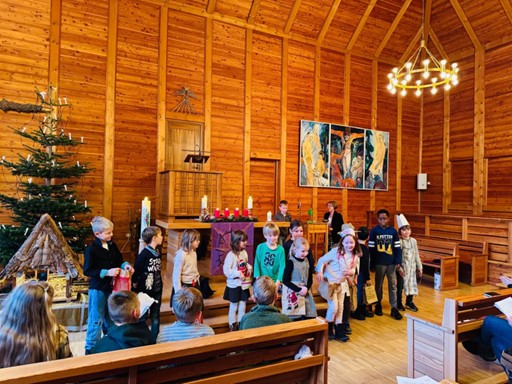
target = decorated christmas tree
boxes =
[0,85,91,266]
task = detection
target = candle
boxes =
[40,91,46,100]
[141,197,151,236]
[28,178,32,184]
[64,185,67,191]
[201,195,208,209]
[267,211,272,222]
[58,98,62,104]
[224,208,230,217]
[247,196,253,209]
[242,209,249,217]
[1,156,4,162]
[69,133,72,140]
[77,161,80,167]
[234,208,240,218]
[81,136,84,143]
[84,200,87,207]
[27,154,31,161]
[214,208,220,219]
[21,126,26,132]
[58,222,62,229]
[24,228,29,236]
[64,97,67,104]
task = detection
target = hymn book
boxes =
[494,296,512,317]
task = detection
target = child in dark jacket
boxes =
[352,226,374,320]
[132,226,163,342]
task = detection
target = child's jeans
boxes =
[85,289,112,352]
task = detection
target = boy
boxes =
[273,200,292,222]
[90,290,152,354]
[132,226,163,343]
[352,226,374,320]
[368,209,403,320]
[240,276,291,330]
[253,223,286,288]
[157,287,214,342]
[84,216,134,354]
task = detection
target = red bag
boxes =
[112,270,131,292]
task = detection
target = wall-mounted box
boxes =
[417,173,428,190]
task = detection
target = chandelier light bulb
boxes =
[431,87,438,95]
[405,73,412,82]
[415,88,422,97]
[400,89,407,97]
[390,87,397,95]
[444,83,451,91]
[422,71,430,79]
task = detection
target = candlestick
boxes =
[267,211,272,222]
[247,196,253,209]
[242,209,249,218]
[234,208,240,218]
[214,208,220,219]
[141,197,151,236]
[224,208,230,217]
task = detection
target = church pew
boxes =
[1,317,328,384]
[416,237,459,290]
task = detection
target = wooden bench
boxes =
[416,237,460,290]
[407,288,512,382]
[1,317,328,384]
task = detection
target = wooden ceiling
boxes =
[170,0,512,64]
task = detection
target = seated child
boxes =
[240,276,291,330]
[158,287,214,343]
[90,290,153,354]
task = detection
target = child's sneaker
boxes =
[374,303,383,316]
[391,307,403,320]
[406,302,418,312]
[397,303,406,311]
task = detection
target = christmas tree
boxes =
[0,85,91,266]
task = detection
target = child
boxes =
[158,287,214,342]
[283,220,315,267]
[396,214,422,312]
[273,200,292,222]
[282,237,317,320]
[91,291,153,354]
[84,216,134,354]
[368,209,403,320]
[132,226,163,342]
[223,230,252,331]
[240,276,291,330]
[352,226,374,320]
[316,226,361,342]
[0,280,72,368]
[172,229,201,307]
[254,222,286,288]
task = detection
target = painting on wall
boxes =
[299,120,388,191]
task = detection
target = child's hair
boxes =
[290,237,309,258]
[91,216,114,233]
[142,226,161,244]
[108,290,139,324]
[180,229,200,252]
[172,287,203,323]
[399,225,411,232]
[289,219,304,233]
[262,222,279,237]
[0,280,58,368]
[230,230,248,252]
[338,226,362,256]
[253,276,276,305]
[327,200,338,209]
[377,209,389,217]
[279,200,288,206]
[357,226,369,241]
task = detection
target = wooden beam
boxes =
[243,30,253,208]
[449,0,482,50]
[206,0,216,14]
[280,39,288,201]
[429,29,450,61]
[396,93,402,212]
[247,0,261,24]
[442,91,450,214]
[418,94,423,212]
[284,0,303,34]
[423,0,432,48]
[375,0,413,58]
[103,0,118,219]
[399,28,422,64]
[370,60,378,211]
[48,0,61,86]
[317,0,342,46]
[499,0,512,25]
[473,49,485,215]
[204,18,213,161]
[342,54,351,220]
[346,0,378,51]
[312,45,321,221]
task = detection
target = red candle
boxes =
[224,208,230,217]
[214,208,220,218]
[234,208,240,218]
[242,209,249,217]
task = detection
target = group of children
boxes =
[82,206,423,355]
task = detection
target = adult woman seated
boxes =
[323,200,344,249]
[0,280,73,368]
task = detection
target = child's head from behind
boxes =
[278,200,288,215]
[172,287,203,323]
[108,291,140,325]
[253,276,276,305]
[289,219,304,240]
[142,226,163,246]
[91,216,114,242]
[231,230,248,252]
[290,237,309,260]
[181,229,201,252]
[357,226,369,241]
[377,209,390,228]
[262,223,279,245]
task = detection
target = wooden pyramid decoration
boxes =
[0,213,84,280]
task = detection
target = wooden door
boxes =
[249,160,278,220]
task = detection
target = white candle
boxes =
[58,222,62,229]
[201,195,208,209]
[24,228,29,236]
[64,184,67,191]
[63,97,67,104]
[27,154,31,161]
[1,156,4,162]
[21,126,26,132]
[58,98,62,104]
[28,178,32,184]
[69,133,72,140]
[84,200,87,207]
[267,211,272,222]
[81,136,84,143]
[77,161,80,167]
[247,196,253,209]
[141,197,151,236]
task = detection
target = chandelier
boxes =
[387,2,459,97]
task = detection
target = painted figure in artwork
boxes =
[302,123,323,186]
[369,132,386,181]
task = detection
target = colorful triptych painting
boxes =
[299,120,389,190]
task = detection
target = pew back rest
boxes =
[1,318,328,384]
[416,237,458,263]
[458,240,488,264]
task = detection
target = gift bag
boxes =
[364,284,378,304]
[317,278,332,301]
[282,284,306,316]
[112,270,131,292]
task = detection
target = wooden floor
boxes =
[68,259,505,383]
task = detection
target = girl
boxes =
[316,226,361,342]
[223,230,252,331]
[282,237,317,320]
[396,214,422,312]
[0,280,72,368]
[171,229,201,307]
[283,220,315,267]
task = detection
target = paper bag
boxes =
[364,285,378,304]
